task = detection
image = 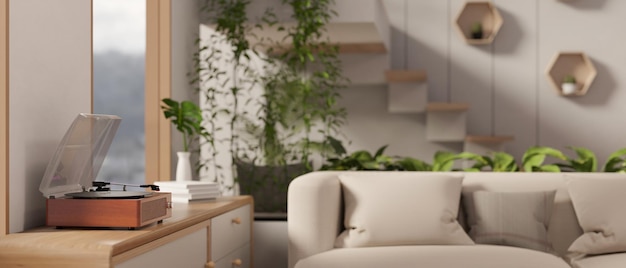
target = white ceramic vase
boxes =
[561,83,578,95]
[176,151,192,182]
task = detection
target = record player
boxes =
[39,113,171,229]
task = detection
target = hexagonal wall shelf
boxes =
[545,52,597,96]
[454,1,503,45]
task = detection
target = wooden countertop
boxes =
[0,196,253,268]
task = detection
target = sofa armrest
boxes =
[288,171,342,268]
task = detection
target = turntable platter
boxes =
[65,191,153,199]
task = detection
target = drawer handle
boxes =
[205,261,215,268]
[232,217,242,225]
[232,259,242,266]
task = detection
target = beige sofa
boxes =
[288,171,626,268]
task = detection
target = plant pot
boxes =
[561,82,578,95]
[175,152,192,182]
[235,159,308,213]
[471,32,483,39]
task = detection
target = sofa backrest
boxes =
[287,171,626,267]
[461,171,589,256]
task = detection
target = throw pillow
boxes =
[334,173,473,248]
[567,176,626,255]
[462,190,557,253]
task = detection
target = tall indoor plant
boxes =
[194,0,347,213]
[236,0,348,213]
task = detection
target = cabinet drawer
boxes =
[211,204,251,260]
[116,227,207,268]
[212,243,250,268]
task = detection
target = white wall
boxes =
[9,0,91,233]
[339,0,626,164]
[171,0,200,179]
[193,0,626,180]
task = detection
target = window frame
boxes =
[145,0,172,185]
[1,0,9,236]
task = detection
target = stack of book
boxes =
[154,181,220,203]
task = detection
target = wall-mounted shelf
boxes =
[386,70,428,113]
[545,52,597,96]
[454,1,503,45]
[249,22,387,55]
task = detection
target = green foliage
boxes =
[274,0,348,166]
[603,148,626,172]
[466,152,519,172]
[204,0,252,60]
[320,142,485,172]
[522,146,567,172]
[193,0,262,185]
[194,0,347,196]
[563,75,576,84]
[471,22,483,34]
[320,144,394,171]
[557,146,598,172]
[161,98,206,152]
[321,145,626,174]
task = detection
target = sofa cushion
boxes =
[335,173,473,248]
[295,245,571,268]
[463,190,556,253]
[570,253,626,268]
[567,175,626,255]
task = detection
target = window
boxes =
[93,0,146,187]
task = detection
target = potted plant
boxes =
[161,98,207,182]
[471,22,483,39]
[235,0,348,214]
[562,75,578,95]
[194,0,347,214]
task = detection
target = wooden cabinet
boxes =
[116,227,208,268]
[209,205,251,267]
[0,196,253,268]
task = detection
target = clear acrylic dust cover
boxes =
[39,113,121,198]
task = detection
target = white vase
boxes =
[561,82,578,95]
[176,151,192,182]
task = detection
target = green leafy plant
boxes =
[321,141,485,172]
[192,0,263,187]
[470,21,483,39]
[194,0,347,212]
[321,144,395,171]
[602,148,626,172]
[273,0,348,167]
[471,22,482,34]
[521,146,567,172]
[563,75,576,84]
[557,146,598,172]
[466,152,519,172]
[161,98,207,152]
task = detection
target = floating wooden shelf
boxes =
[545,52,597,97]
[385,70,427,83]
[465,135,514,143]
[249,22,387,55]
[426,102,470,112]
[454,1,503,45]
